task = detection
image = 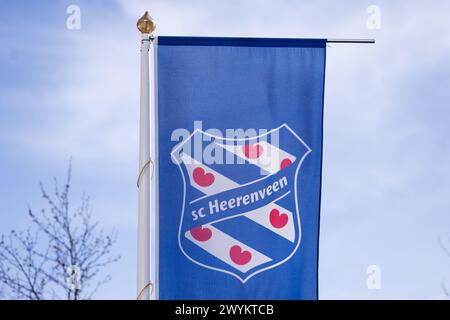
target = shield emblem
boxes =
[171,124,311,283]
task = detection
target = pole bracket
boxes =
[137,159,155,189]
[137,281,154,300]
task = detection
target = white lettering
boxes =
[204,176,289,217]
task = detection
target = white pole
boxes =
[149,35,159,300]
[137,31,151,300]
[137,12,156,300]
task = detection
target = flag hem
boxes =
[157,36,327,48]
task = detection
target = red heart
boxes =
[269,209,289,229]
[193,167,215,187]
[242,144,263,159]
[229,245,252,265]
[190,226,212,242]
[280,158,292,170]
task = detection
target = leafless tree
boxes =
[0,163,120,300]
[439,234,450,298]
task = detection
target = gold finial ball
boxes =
[137,11,156,34]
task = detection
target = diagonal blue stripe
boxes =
[213,215,296,261]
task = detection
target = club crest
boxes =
[170,124,311,283]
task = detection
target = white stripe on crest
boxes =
[185,225,271,273]
[219,141,296,175]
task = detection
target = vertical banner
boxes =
[157,37,326,299]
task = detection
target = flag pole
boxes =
[137,11,156,300]
[326,38,375,44]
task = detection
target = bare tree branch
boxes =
[438,235,450,257]
[0,162,120,300]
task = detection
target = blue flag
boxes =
[157,37,326,299]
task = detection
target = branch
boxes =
[0,160,120,299]
[438,235,450,257]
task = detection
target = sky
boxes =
[0,0,449,299]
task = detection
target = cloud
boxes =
[1,0,449,298]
